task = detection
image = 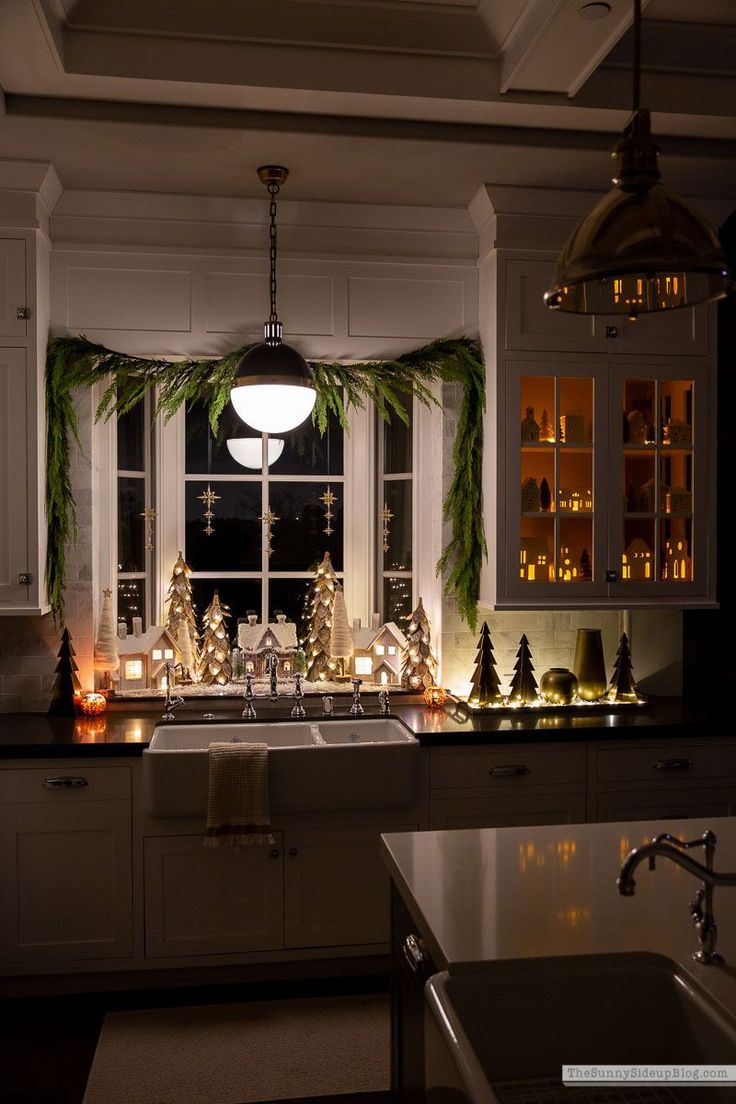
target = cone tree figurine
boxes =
[165,551,199,679]
[330,583,353,676]
[48,627,83,717]
[508,633,539,704]
[468,622,503,706]
[607,632,641,703]
[305,552,339,681]
[94,588,119,688]
[197,590,232,685]
[401,597,438,690]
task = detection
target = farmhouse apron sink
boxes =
[142,718,419,818]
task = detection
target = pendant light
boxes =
[226,437,285,469]
[230,166,316,432]
[545,0,733,318]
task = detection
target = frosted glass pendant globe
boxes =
[226,437,285,469]
[230,378,316,434]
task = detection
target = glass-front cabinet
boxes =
[502,360,713,607]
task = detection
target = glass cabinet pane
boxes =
[620,378,695,584]
[519,375,595,586]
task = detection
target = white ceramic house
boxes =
[352,620,408,684]
[116,626,180,691]
[237,613,298,677]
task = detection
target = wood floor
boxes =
[0,975,390,1104]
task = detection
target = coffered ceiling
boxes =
[0,0,734,206]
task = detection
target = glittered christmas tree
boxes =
[165,551,199,679]
[94,588,119,688]
[401,597,438,690]
[197,590,232,685]
[507,633,538,704]
[540,477,552,512]
[580,547,592,581]
[48,627,83,717]
[539,408,553,442]
[607,632,640,703]
[330,583,353,675]
[305,552,339,681]
[468,622,503,706]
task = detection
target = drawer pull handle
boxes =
[489,765,529,777]
[654,758,695,772]
[43,776,89,788]
[403,933,427,975]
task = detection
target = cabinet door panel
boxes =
[610,306,708,357]
[144,834,284,957]
[429,792,587,830]
[505,259,606,353]
[0,348,28,605]
[0,802,133,962]
[0,239,27,338]
[593,787,736,824]
[285,826,415,948]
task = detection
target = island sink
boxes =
[143,717,419,817]
[425,953,736,1104]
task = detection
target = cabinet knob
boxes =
[605,325,618,339]
[605,570,619,583]
[288,848,298,857]
[269,848,281,859]
[402,933,428,975]
[16,306,31,320]
[18,572,33,586]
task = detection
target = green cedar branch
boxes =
[44,335,485,631]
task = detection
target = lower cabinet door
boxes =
[429,791,588,830]
[144,833,284,957]
[0,802,133,963]
[284,826,415,949]
[593,787,736,824]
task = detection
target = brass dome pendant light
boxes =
[544,0,734,318]
[230,166,316,432]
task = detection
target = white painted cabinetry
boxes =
[0,231,50,615]
[0,766,133,963]
[474,190,717,611]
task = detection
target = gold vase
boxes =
[539,668,578,705]
[573,628,607,701]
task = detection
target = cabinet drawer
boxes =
[430,744,586,790]
[0,766,131,804]
[430,791,587,830]
[594,744,736,786]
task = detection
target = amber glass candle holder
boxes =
[77,691,107,717]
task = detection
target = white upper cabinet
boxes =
[480,250,716,610]
[0,232,49,615]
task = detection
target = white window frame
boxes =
[99,377,443,662]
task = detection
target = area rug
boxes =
[82,992,390,1104]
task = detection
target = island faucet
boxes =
[265,649,279,701]
[162,662,185,721]
[618,830,736,964]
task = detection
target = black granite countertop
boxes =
[0,695,721,758]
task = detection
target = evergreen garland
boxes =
[45,334,486,629]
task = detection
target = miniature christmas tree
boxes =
[305,552,339,681]
[539,408,553,442]
[540,477,552,512]
[48,627,83,717]
[607,632,640,703]
[401,597,438,690]
[164,551,199,679]
[197,590,232,685]
[468,622,502,706]
[580,547,592,581]
[330,583,353,675]
[94,588,119,688]
[507,633,538,704]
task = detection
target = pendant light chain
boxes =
[632,0,641,114]
[268,180,280,325]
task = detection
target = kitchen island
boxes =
[382,817,736,1103]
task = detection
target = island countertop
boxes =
[381,816,736,1024]
[0,695,719,757]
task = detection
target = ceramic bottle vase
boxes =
[573,628,607,701]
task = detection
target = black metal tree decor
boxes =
[48,627,82,717]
